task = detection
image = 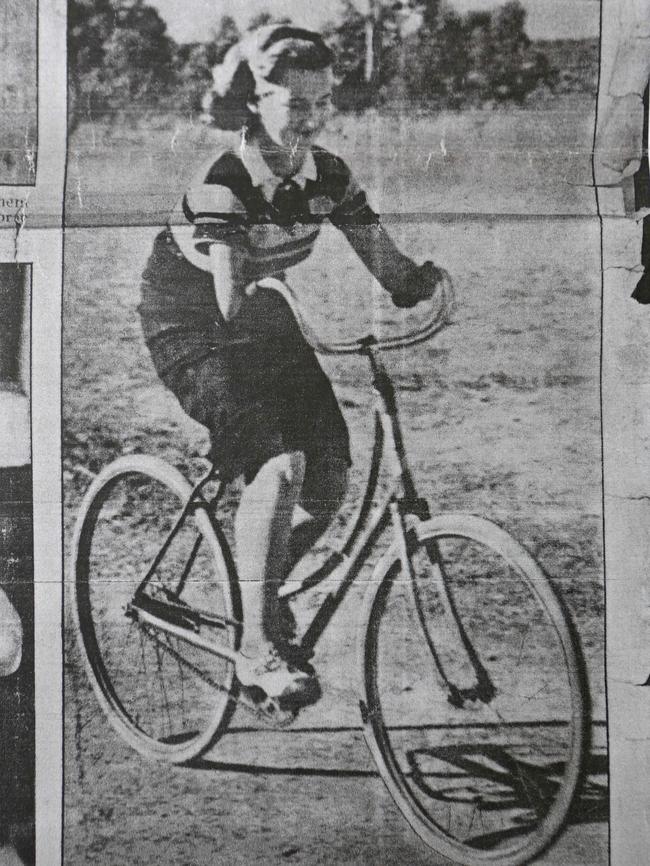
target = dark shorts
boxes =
[161,339,350,483]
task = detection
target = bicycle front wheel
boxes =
[360,514,588,866]
[71,455,240,764]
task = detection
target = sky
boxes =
[150,0,601,45]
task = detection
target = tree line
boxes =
[69,0,592,127]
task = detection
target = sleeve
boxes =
[608,0,650,97]
[593,0,650,184]
[169,153,247,273]
[328,164,418,298]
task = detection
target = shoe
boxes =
[236,647,321,711]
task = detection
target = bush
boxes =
[402,1,556,107]
[68,0,574,123]
[69,0,176,126]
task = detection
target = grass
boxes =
[65,94,597,225]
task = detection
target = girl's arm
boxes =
[170,150,251,322]
[336,219,419,294]
[329,174,443,306]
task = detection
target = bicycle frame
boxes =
[130,345,422,660]
[129,274,493,703]
[130,348,493,705]
[74,271,590,864]
[277,345,431,657]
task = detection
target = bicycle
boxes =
[70,275,590,866]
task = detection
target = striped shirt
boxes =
[139,142,416,375]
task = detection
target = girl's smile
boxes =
[251,68,334,175]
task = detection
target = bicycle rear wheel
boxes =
[360,514,588,866]
[71,455,240,764]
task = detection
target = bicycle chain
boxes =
[142,623,295,728]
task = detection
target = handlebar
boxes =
[255,272,455,356]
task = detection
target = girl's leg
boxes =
[287,455,349,568]
[235,450,306,659]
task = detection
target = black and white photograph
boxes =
[0,0,38,186]
[0,262,35,866]
[61,2,617,864]
[3,0,650,862]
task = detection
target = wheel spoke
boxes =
[73,463,237,762]
[364,519,587,865]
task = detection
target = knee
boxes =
[254,450,306,490]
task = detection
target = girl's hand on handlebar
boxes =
[392,262,449,309]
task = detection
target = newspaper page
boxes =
[1,1,649,864]
[596,4,650,865]
[2,3,64,865]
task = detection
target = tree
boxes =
[410,0,441,30]
[208,14,241,66]
[406,0,555,107]
[66,0,558,124]
[173,15,242,112]
[437,9,471,104]
[104,0,175,98]
[174,42,213,111]
[403,3,467,103]
[69,0,114,75]
[68,0,115,127]
[473,1,555,103]
[68,0,177,126]
[463,10,497,102]
[489,1,534,101]
[329,0,406,109]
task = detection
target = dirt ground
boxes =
[63,103,607,865]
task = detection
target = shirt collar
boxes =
[240,139,318,196]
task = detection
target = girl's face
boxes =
[253,67,334,153]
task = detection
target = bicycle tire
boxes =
[70,455,240,764]
[358,513,589,866]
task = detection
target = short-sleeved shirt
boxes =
[138,142,382,377]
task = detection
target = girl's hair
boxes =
[202,26,334,131]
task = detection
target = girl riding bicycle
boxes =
[138,25,445,710]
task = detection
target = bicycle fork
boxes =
[390,502,495,708]
[369,345,495,709]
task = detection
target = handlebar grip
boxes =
[255,273,454,356]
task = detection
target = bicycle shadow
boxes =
[398,743,608,849]
[190,734,608,829]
